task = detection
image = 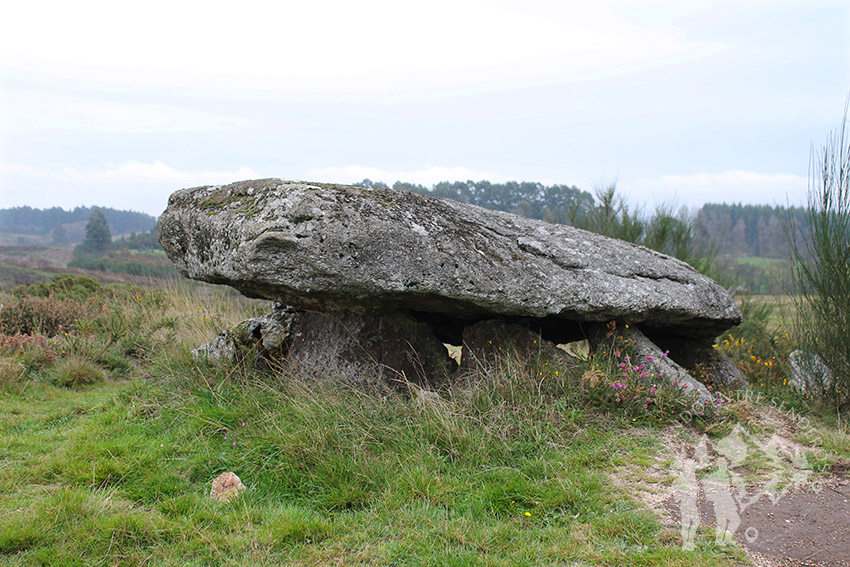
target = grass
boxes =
[733,295,797,333]
[1,271,847,565]
[0,366,744,566]
[0,274,757,566]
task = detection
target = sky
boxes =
[1,0,849,217]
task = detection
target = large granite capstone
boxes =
[158,179,740,338]
[159,179,746,396]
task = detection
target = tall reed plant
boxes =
[788,97,850,411]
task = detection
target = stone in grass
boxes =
[210,472,246,503]
[193,306,296,363]
[788,350,834,393]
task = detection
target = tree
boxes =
[81,208,112,253]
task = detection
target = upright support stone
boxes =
[587,323,713,402]
[287,310,457,389]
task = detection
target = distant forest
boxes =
[0,185,806,262]
[0,206,156,236]
[0,206,157,246]
[695,203,807,259]
[358,178,805,261]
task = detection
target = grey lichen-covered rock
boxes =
[158,179,741,339]
[788,350,834,393]
[287,310,457,388]
[193,306,296,363]
[192,329,240,362]
[648,335,748,390]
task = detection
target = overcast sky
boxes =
[1,0,848,217]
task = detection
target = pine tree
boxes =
[82,208,112,253]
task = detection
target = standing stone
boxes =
[287,310,457,388]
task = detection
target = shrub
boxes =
[0,358,26,388]
[0,295,90,336]
[0,333,59,373]
[15,274,102,301]
[788,99,850,410]
[0,334,61,378]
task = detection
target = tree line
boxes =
[1,186,809,264]
[695,203,808,259]
[358,179,805,261]
[0,205,156,243]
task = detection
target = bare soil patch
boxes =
[614,413,850,566]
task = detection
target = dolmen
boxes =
[158,179,746,399]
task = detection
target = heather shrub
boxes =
[1,273,176,381]
[0,295,91,336]
[586,321,728,423]
[0,333,59,373]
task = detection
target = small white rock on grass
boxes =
[210,472,246,503]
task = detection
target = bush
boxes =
[1,273,175,382]
[0,295,90,336]
[789,99,850,410]
[16,274,102,301]
[0,333,59,374]
[587,321,729,423]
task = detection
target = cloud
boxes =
[619,170,809,209]
[0,0,726,95]
[0,161,260,215]
[2,91,247,134]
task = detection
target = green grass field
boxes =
[0,271,846,566]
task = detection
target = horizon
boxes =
[2,1,849,217]
[0,181,815,223]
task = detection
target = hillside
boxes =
[0,206,157,247]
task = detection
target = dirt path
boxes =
[736,479,850,566]
[662,476,850,566]
[613,418,850,566]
